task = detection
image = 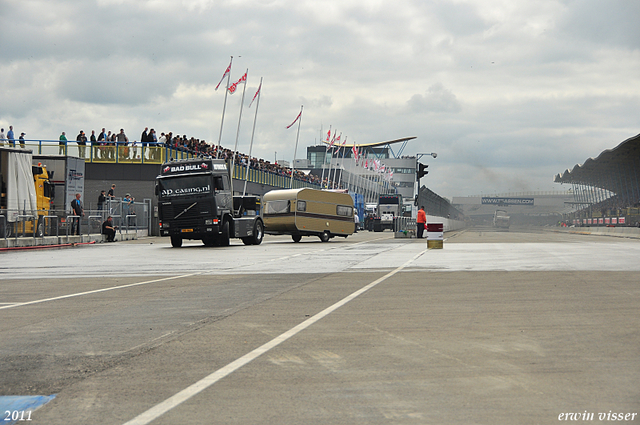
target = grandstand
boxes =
[554,132,640,227]
[452,191,574,226]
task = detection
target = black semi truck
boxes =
[156,159,263,247]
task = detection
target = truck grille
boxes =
[162,201,209,223]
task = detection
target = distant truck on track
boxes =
[493,209,510,229]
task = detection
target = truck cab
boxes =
[156,159,263,247]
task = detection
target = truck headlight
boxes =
[205,219,213,225]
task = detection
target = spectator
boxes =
[107,184,116,213]
[97,190,106,213]
[141,127,148,148]
[90,130,97,159]
[76,130,87,158]
[70,193,84,235]
[19,132,26,149]
[101,216,117,242]
[122,193,135,227]
[116,128,129,159]
[107,184,116,199]
[7,126,15,147]
[0,128,5,146]
[97,128,106,159]
[59,131,67,155]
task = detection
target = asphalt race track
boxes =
[1,227,638,424]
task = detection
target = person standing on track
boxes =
[417,205,427,239]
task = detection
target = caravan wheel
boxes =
[319,231,330,242]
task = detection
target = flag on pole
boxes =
[326,130,331,143]
[328,132,336,148]
[249,80,262,108]
[352,145,358,161]
[286,110,302,129]
[228,72,247,94]
[215,59,232,91]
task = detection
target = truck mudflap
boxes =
[233,216,260,238]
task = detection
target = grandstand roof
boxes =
[322,136,416,148]
[554,133,640,193]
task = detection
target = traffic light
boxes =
[417,162,428,180]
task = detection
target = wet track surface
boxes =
[1,227,639,424]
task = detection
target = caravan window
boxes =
[336,205,353,217]
[265,200,290,214]
[296,200,307,212]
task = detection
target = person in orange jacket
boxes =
[417,206,427,238]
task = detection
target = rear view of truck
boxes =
[493,209,510,229]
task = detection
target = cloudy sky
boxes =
[1,0,639,198]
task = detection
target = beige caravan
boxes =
[263,188,355,242]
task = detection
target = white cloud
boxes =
[0,0,638,198]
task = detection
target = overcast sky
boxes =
[1,0,639,198]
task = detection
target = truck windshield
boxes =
[158,175,212,198]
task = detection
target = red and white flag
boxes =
[228,71,247,94]
[249,80,262,108]
[215,59,232,91]
[352,145,358,161]
[286,110,302,129]
[326,130,331,143]
[328,132,336,148]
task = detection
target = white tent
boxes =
[5,151,37,222]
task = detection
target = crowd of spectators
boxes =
[1,122,342,188]
[54,126,340,188]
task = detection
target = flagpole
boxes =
[326,132,336,189]
[216,56,232,159]
[290,105,303,189]
[347,146,356,192]
[331,133,342,189]
[230,68,248,196]
[337,136,347,189]
[243,77,262,197]
[320,126,331,189]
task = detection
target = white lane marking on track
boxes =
[122,246,427,425]
[0,273,202,311]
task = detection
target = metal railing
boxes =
[394,217,416,233]
[18,140,324,190]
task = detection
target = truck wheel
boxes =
[292,234,302,243]
[242,219,263,245]
[219,220,230,246]
[170,235,182,248]
[251,219,264,245]
[319,231,330,242]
